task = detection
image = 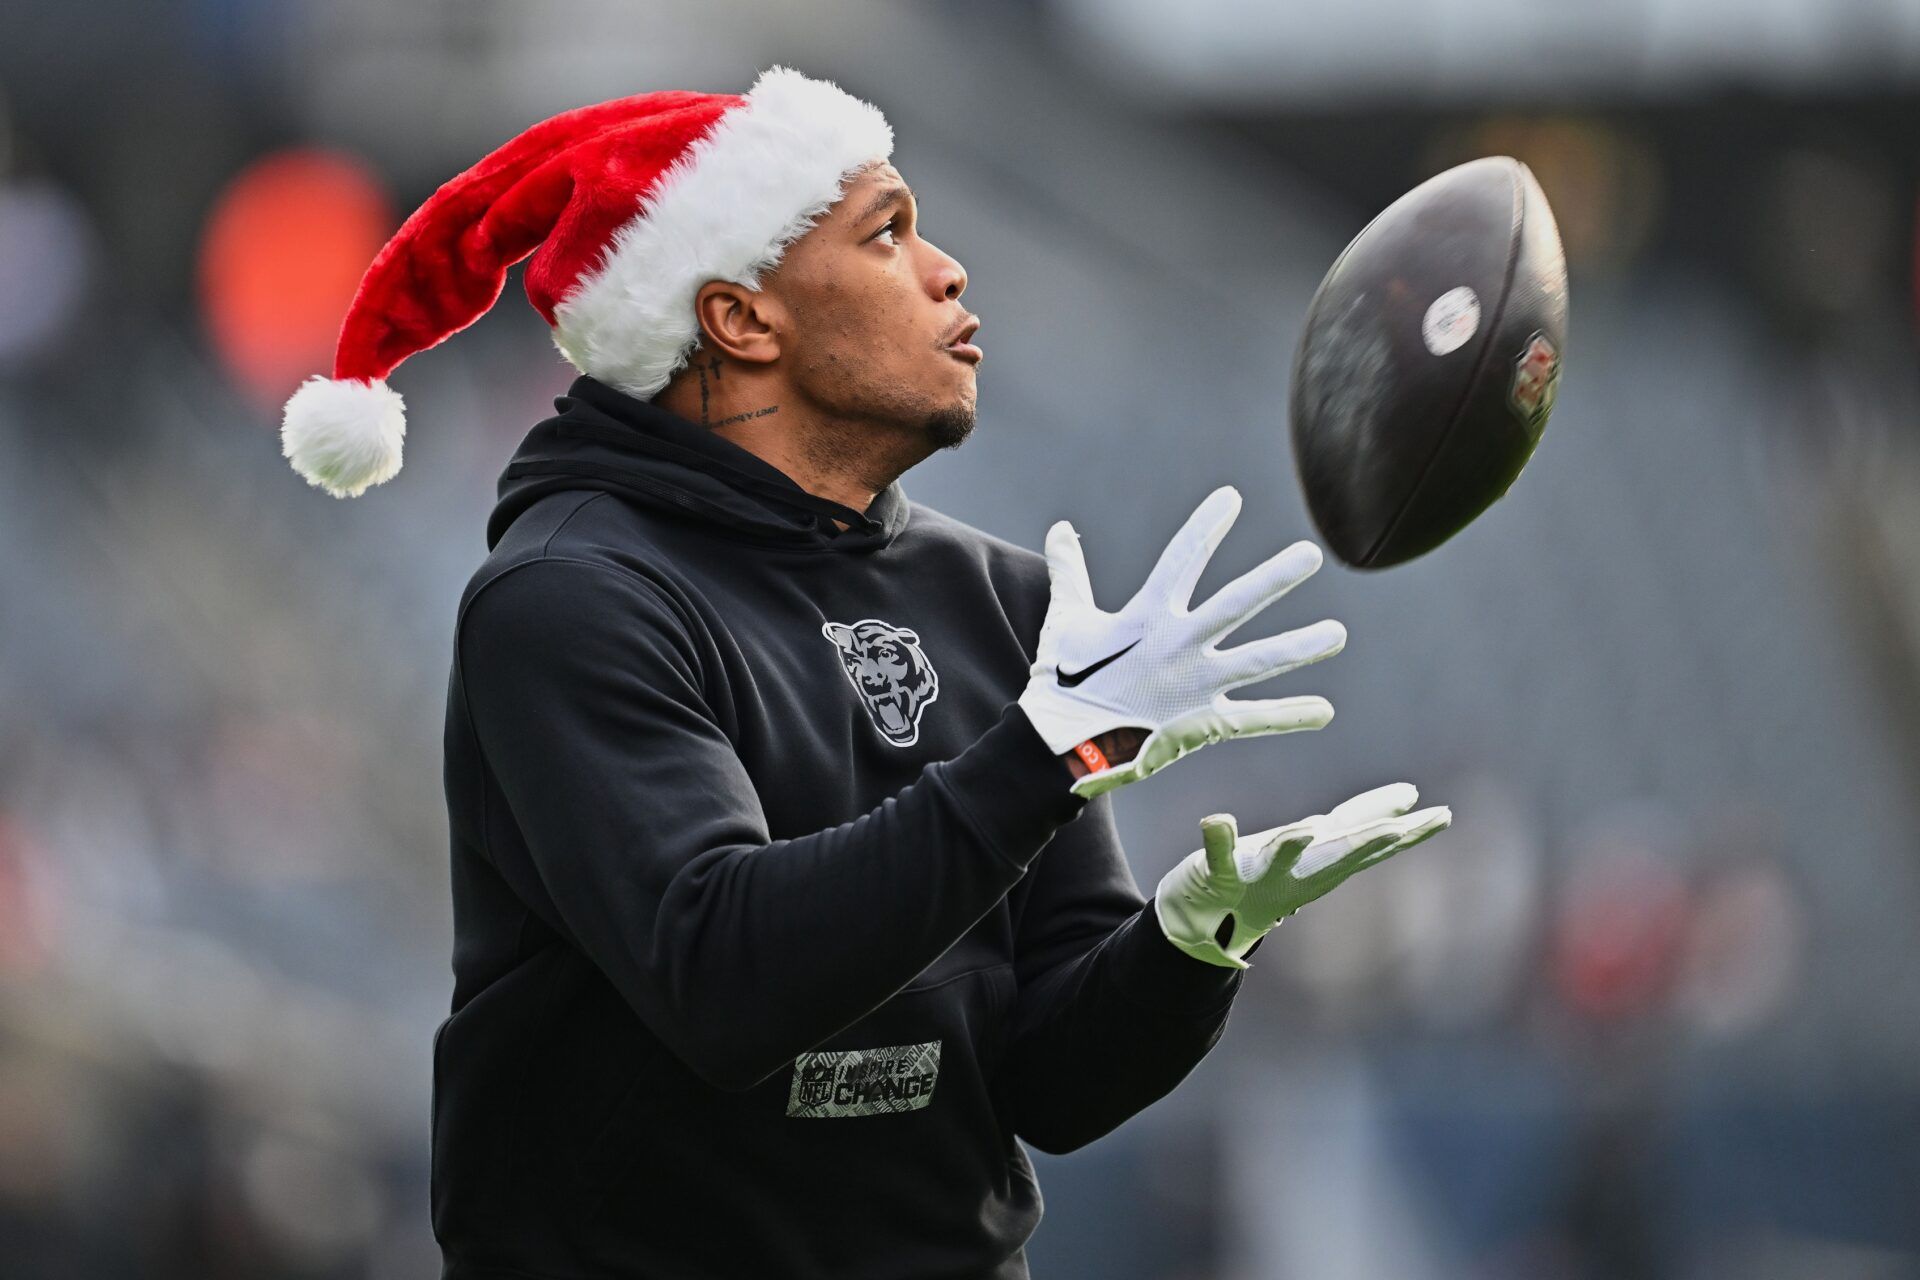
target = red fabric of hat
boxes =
[282,67,893,498]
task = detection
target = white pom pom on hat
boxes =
[280,66,892,498]
[282,375,407,498]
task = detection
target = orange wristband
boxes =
[1072,739,1110,773]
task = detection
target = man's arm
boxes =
[991,797,1260,1155]
[456,558,1085,1093]
[992,787,1451,1152]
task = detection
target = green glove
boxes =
[1154,783,1452,970]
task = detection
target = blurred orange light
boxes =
[197,148,393,412]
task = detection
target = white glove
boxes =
[1018,486,1346,799]
[1154,784,1452,970]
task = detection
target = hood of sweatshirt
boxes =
[487,375,911,553]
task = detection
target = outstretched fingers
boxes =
[1357,806,1452,867]
[1294,806,1453,880]
[1214,695,1336,739]
[1193,540,1325,640]
[1139,486,1243,609]
[1213,619,1347,690]
[1291,817,1407,880]
[1326,783,1420,829]
[1043,519,1096,610]
[1249,822,1317,882]
[1200,813,1241,886]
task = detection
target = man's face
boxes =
[762,162,980,450]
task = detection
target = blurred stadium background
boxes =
[3,1,1919,1276]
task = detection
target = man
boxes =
[283,67,1449,1279]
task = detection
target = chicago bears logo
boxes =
[821,618,940,747]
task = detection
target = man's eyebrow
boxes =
[853,184,911,226]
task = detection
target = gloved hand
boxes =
[1017,486,1346,799]
[1155,784,1452,969]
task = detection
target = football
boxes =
[1289,156,1568,569]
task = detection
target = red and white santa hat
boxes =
[281,66,893,498]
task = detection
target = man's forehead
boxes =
[839,163,910,217]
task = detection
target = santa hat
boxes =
[281,66,893,498]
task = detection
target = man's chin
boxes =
[924,402,976,451]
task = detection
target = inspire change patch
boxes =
[786,1040,942,1119]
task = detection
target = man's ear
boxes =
[693,280,782,367]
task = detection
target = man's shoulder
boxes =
[900,501,1052,646]
[904,501,1046,580]
[458,492,685,633]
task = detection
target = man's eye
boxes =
[872,218,902,245]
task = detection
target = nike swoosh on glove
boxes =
[1017,485,1347,799]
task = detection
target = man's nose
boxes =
[926,242,967,301]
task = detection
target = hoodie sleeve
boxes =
[993,797,1254,1154]
[454,557,1085,1093]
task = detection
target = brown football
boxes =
[1289,156,1568,569]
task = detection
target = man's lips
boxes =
[944,314,982,364]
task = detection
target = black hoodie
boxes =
[435,376,1248,1279]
